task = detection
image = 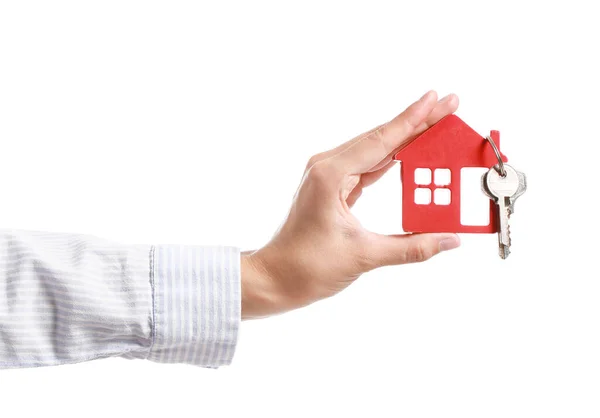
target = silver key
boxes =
[481,164,527,259]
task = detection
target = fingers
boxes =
[415,93,459,135]
[304,125,383,172]
[360,160,397,188]
[332,90,439,174]
[365,232,460,268]
[305,93,458,174]
[366,93,459,173]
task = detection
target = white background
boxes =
[1,1,598,417]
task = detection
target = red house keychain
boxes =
[393,114,527,258]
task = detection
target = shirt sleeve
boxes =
[0,229,241,369]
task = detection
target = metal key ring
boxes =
[485,135,506,177]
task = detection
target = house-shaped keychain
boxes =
[393,114,508,233]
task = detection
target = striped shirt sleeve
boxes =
[146,245,240,367]
[0,229,241,369]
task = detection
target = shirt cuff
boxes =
[146,244,241,367]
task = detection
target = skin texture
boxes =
[241,91,461,319]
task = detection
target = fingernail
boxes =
[420,90,435,101]
[439,94,451,103]
[439,235,461,252]
[440,93,458,104]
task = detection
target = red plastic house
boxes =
[393,114,507,233]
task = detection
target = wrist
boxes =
[241,251,285,319]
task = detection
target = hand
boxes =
[242,90,461,319]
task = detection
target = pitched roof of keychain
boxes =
[393,114,508,234]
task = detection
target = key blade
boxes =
[497,197,511,247]
[498,199,511,259]
[494,198,511,260]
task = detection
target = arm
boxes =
[0,229,239,369]
[0,90,461,369]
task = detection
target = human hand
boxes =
[242,91,461,319]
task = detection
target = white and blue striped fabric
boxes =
[0,229,240,369]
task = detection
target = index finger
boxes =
[333,90,438,174]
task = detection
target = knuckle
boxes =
[305,154,322,171]
[355,255,374,273]
[358,249,378,272]
[352,233,379,272]
[406,243,433,264]
[365,125,388,153]
[307,160,336,183]
[352,244,375,272]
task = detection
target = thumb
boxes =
[366,232,461,267]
